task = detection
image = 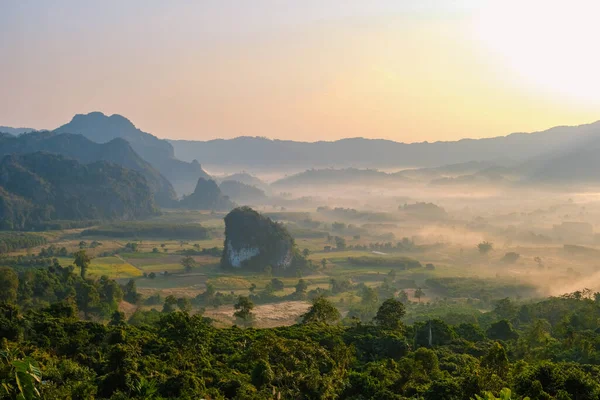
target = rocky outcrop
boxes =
[221,207,295,271]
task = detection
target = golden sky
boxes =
[1,1,599,142]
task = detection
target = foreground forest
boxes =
[2,258,600,399]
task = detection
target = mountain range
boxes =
[3,114,600,205]
[0,131,177,206]
[0,152,156,230]
[0,126,39,135]
[54,112,210,195]
[169,121,600,172]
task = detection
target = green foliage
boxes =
[0,347,42,400]
[73,250,91,279]
[233,296,255,327]
[0,268,18,303]
[487,320,519,341]
[474,388,530,400]
[373,298,406,330]
[0,233,46,254]
[1,293,600,398]
[180,255,197,272]
[301,296,341,324]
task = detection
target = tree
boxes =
[494,298,517,320]
[335,236,346,250]
[234,296,255,327]
[181,256,196,273]
[271,278,284,291]
[414,288,425,303]
[501,252,520,263]
[73,250,91,279]
[301,296,340,324]
[148,272,156,279]
[162,295,177,313]
[295,279,308,294]
[0,267,18,303]
[302,248,311,257]
[125,242,139,252]
[123,279,140,304]
[398,290,409,304]
[249,283,256,293]
[481,342,510,378]
[321,258,327,269]
[478,241,493,254]
[487,320,519,341]
[177,297,192,313]
[373,298,406,330]
[361,286,379,307]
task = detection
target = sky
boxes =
[1,0,599,142]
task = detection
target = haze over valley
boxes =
[3,2,600,399]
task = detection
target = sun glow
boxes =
[474,0,600,105]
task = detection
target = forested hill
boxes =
[54,112,211,195]
[0,152,157,230]
[0,131,177,206]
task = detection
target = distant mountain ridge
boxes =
[0,127,40,135]
[272,168,410,187]
[170,121,600,170]
[0,131,177,206]
[54,112,210,195]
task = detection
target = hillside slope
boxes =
[55,112,210,195]
[0,153,157,229]
[0,131,177,206]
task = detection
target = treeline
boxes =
[0,261,128,318]
[0,232,47,254]
[3,287,600,398]
[347,255,422,269]
[81,222,212,240]
[426,277,538,302]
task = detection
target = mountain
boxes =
[524,134,600,184]
[219,172,269,190]
[271,168,410,187]
[179,178,236,211]
[54,112,210,195]
[221,207,295,271]
[170,121,600,170]
[0,131,177,206]
[0,127,39,135]
[0,153,156,230]
[219,180,267,204]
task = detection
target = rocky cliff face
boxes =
[221,207,295,271]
